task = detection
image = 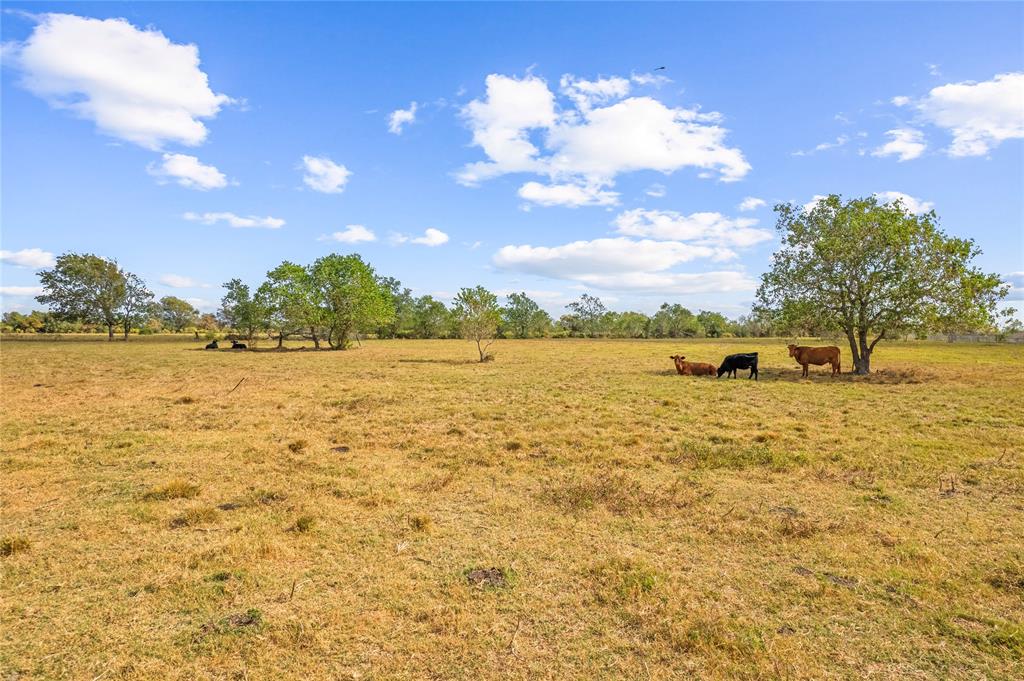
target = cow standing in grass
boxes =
[788,344,840,377]
[718,352,758,380]
[669,355,717,376]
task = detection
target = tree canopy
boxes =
[454,286,502,361]
[757,194,1008,373]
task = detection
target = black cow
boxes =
[205,340,219,350]
[231,340,247,350]
[717,352,758,380]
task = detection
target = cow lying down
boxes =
[670,355,716,376]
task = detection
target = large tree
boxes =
[219,279,268,341]
[260,262,320,347]
[757,195,1008,373]
[566,294,607,337]
[309,253,394,349]
[453,286,502,362]
[159,296,199,333]
[503,292,550,338]
[649,303,701,338]
[411,295,450,339]
[35,253,151,341]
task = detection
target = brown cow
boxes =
[787,344,841,377]
[669,355,717,376]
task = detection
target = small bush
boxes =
[291,515,315,533]
[144,480,200,501]
[408,515,433,532]
[170,506,217,528]
[287,440,308,453]
[1,536,30,557]
[588,557,662,603]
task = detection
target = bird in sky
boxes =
[654,66,666,70]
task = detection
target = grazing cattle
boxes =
[718,352,759,380]
[787,344,840,377]
[204,340,219,350]
[231,340,247,350]
[669,355,717,376]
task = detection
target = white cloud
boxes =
[411,228,449,246]
[456,72,749,198]
[147,153,229,190]
[0,248,56,268]
[301,155,351,193]
[874,191,934,214]
[917,72,1024,157]
[567,271,757,295]
[518,181,619,207]
[891,96,911,107]
[0,286,44,296]
[184,297,217,312]
[183,211,284,229]
[614,208,772,248]
[927,63,942,77]
[158,274,210,288]
[388,101,418,134]
[792,135,849,156]
[7,13,230,149]
[494,238,733,279]
[1005,272,1024,301]
[560,74,631,111]
[645,183,666,198]
[872,128,927,161]
[803,195,829,212]
[321,225,377,243]
[738,197,766,212]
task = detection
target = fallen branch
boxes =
[228,377,247,394]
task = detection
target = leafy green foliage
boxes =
[454,285,501,361]
[503,292,551,338]
[159,296,198,333]
[309,253,394,349]
[757,195,1008,373]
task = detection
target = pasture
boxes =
[2,337,1022,679]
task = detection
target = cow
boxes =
[718,352,758,380]
[787,344,840,377]
[204,340,219,350]
[231,340,248,350]
[669,355,717,376]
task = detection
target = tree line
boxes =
[3,253,776,343]
[4,196,1012,372]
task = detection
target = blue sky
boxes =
[2,2,1022,317]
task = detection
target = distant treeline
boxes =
[4,252,798,343]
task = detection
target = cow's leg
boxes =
[802,363,809,378]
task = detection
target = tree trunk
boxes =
[277,332,284,348]
[123,323,130,340]
[310,327,320,349]
[854,329,871,374]
[476,338,485,362]
[108,323,114,341]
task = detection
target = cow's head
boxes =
[716,365,728,378]
[787,344,798,357]
[669,355,685,361]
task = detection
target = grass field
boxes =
[2,337,1022,680]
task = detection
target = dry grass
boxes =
[2,336,1023,679]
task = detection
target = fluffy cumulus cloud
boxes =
[614,209,772,248]
[916,72,1024,157]
[301,155,352,194]
[147,153,229,190]
[158,274,209,288]
[321,225,377,243]
[183,211,284,229]
[0,286,45,296]
[517,181,619,207]
[738,197,766,212]
[874,191,934,214]
[7,13,231,149]
[388,102,418,134]
[493,238,755,294]
[872,128,927,161]
[457,72,749,207]
[390,228,449,246]
[0,248,56,268]
[411,228,450,246]
[1005,272,1024,301]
